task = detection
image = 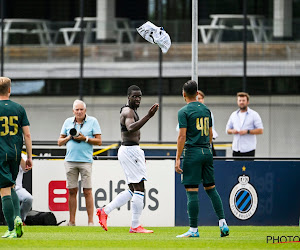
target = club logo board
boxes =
[229,175,258,220]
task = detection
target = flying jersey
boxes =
[178,101,212,148]
[0,100,30,159]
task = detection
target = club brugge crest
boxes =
[229,175,258,220]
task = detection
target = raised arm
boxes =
[125,104,159,133]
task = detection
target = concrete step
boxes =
[3,42,299,62]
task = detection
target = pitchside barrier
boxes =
[27,141,231,157]
[32,158,175,227]
[22,156,300,227]
[176,158,300,226]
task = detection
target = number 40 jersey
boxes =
[178,102,212,148]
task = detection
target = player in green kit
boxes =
[175,80,229,238]
[0,77,32,238]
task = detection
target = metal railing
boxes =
[32,155,300,161]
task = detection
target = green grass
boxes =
[0,226,299,249]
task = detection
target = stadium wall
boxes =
[11,95,300,157]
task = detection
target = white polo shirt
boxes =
[15,154,27,191]
[226,107,263,153]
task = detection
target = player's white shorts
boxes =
[118,145,147,184]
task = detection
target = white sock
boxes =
[104,189,133,215]
[131,191,144,229]
[219,219,227,227]
[189,227,198,233]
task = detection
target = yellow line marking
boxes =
[140,144,177,147]
[140,144,232,148]
[93,143,119,156]
[28,143,232,160]
[22,151,37,157]
[214,144,232,148]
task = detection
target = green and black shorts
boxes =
[0,157,21,188]
[181,147,215,186]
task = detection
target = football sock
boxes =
[1,195,15,231]
[104,189,133,215]
[219,218,227,227]
[205,187,225,220]
[186,191,199,228]
[189,227,198,233]
[131,191,144,229]
[11,188,21,217]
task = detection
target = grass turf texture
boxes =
[0,226,299,249]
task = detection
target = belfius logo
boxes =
[267,236,300,244]
[48,180,159,212]
[49,180,69,211]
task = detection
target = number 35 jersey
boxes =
[178,101,212,148]
[0,100,30,159]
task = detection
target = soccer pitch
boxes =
[0,226,299,249]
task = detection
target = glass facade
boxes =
[11,77,300,96]
[1,0,300,96]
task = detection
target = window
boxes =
[11,80,45,95]
[11,77,300,96]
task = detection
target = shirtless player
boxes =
[96,85,159,233]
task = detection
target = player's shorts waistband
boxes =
[121,141,139,146]
[184,144,210,149]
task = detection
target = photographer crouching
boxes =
[58,100,102,226]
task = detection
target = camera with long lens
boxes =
[70,128,80,137]
[70,128,81,143]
